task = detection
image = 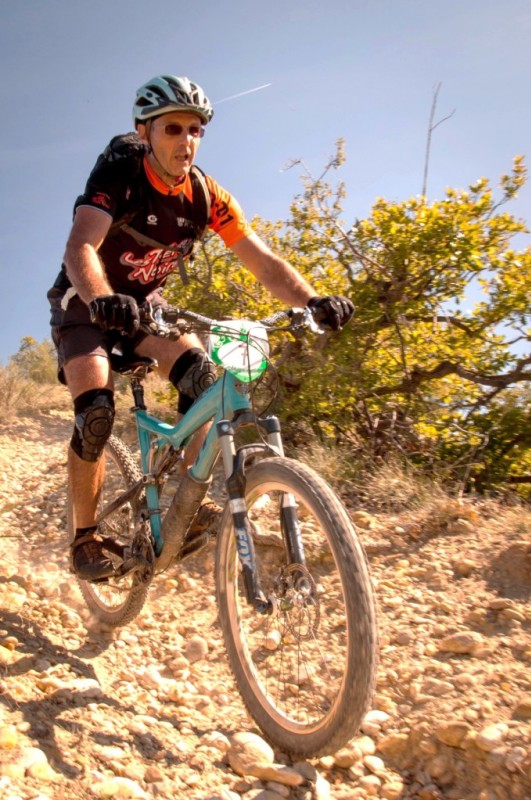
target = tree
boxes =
[10,336,57,384]
[164,147,530,492]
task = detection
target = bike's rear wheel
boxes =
[216,457,378,757]
[67,435,151,627]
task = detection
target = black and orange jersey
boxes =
[53,154,253,300]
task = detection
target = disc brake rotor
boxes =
[275,563,320,641]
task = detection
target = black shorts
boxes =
[48,289,166,385]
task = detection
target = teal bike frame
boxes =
[100,305,310,600]
[133,369,282,559]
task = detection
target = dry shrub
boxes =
[294,441,360,493]
[0,364,71,419]
[32,383,71,413]
[352,459,448,514]
[296,443,450,516]
[346,458,530,538]
[0,365,36,415]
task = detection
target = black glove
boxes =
[89,294,140,337]
[308,295,355,331]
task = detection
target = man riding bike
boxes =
[47,74,354,582]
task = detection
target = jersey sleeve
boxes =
[205,175,253,247]
[73,158,129,221]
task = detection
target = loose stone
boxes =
[513,695,531,719]
[333,743,363,767]
[364,754,387,775]
[0,725,18,749]
[475,723,509,752]
[434,721,471,747]
[265,781,291,798]
[381,778,406,800]
[438,631,484,654]
[185,634,209,663]
[227,732,274,776]
[92,776,149,798]
[376,733,410,760]
[251,764,304,786]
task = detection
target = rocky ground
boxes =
[0,399,530,800]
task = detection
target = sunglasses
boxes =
[155,122,205,139]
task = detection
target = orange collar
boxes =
[143,156,193,201]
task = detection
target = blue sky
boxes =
[1,0,530,363]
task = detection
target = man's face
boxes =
[137,110,204,180]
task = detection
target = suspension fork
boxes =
[217,414,306,612]
[254,414,306,568]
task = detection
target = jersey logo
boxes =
[120,242,194,284]
[147,214,158,225]
[92,192,111,209]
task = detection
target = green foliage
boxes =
[164,217,288,321]
[163,145,530,493]
[456,385,531,492]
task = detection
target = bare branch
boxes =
[422,83,456,197]
[375,313,524,347]
[369,357,531,397]
[284,151,388,279]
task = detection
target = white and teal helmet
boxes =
[133,75,214,125]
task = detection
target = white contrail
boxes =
[213,83,272,105]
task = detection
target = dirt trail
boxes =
[0,407,530,800]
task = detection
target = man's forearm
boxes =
[231,234,315,307]
[254,254,314,306]
[64,245,113,305]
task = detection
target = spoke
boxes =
[235,488,348,727]
[219,457,377,755]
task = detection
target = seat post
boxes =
[130,377,146,411]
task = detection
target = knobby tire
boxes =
[67,435,150,627]
[215,456,378,757]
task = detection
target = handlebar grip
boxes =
[260,309,293,327]
[160,307,182,324]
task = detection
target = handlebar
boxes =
[138,303,323,340]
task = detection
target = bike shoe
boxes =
[70,529,115,582]
[188,499,223,536]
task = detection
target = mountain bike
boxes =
[67,303,378,756]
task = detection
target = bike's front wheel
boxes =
[67,435,151,627]
[216,457,378,757]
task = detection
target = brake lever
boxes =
[290,307,325,335]
[138,303,180,339]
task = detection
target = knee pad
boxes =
[71,388,115,462]
[169,348,217,414]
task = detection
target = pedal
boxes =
[177,530,211,561]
